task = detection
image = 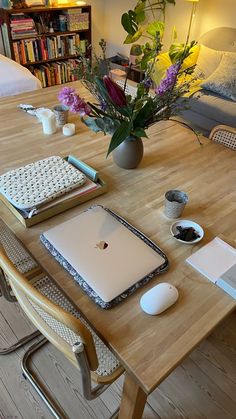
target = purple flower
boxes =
[155,62,181,96]
[69,93,91,116]
[142,77,152,89]
[58,87,75,106]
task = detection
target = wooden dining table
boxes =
[0,82,235,419]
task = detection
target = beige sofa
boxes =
[179,27,236,136]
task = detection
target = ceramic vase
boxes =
[112,136,143,169]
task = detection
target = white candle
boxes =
[63,123,76,136]
[41,110,57,135]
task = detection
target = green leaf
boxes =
[124,28,143,44]
[121,12,135,35]
[134,1,146,16]
[82,117,101,133]
[107,121,132,156]
[146,21,164,37]
[132,128,147,138]
[169,42,186,62]
[135,10,145,23]
[96,117,121,134]
[134,1,146,24]
[172,26,178,42]
[133,100,154,129]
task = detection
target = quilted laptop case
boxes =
[41,205,169,309]
[0,156,86,210]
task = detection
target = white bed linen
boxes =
[0,54,42,97]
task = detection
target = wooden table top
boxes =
[0,83,235,395]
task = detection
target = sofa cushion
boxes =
[179,90,236,134]
[201,53,236,101]
[194,44,223,79]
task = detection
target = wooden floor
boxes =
[0,296,235,419]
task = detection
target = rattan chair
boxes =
[0,219,41,354]
[209,125,236,150]
[0,247,124,419]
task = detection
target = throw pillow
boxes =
[201,53,236,101]
[194,44,223,79]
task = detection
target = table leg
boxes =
[118,372,147,419]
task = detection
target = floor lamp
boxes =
[185,0,199,44]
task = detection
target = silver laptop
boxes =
[42,206,165,303]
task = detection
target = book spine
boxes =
[13,42,20,63]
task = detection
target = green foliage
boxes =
[169,40,197,63]
[146,21,164,37]
[107,121,133,156]
[130,43,143,55]
[121,0,175,44]
[64,0,199,158]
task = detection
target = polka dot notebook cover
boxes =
[0,156,86,210]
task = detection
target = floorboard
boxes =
[0,298,235,419]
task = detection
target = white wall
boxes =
[196,0,236,37]
[102,0,236,58]
[89,0,106,52]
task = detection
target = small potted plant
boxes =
[129,44,142,65]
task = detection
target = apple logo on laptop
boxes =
[96,241,108,250]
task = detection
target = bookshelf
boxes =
[0,5,91,87]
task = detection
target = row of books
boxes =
[13,34,81,64]
[10,14,37,40]
[9,11,89,38]
[28,59,81,87]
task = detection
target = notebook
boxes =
[41,205,168,308]
[186,237,236,299]
[186,237,236,284]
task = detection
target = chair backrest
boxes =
[0,247,98,371]
[209,125,236,151]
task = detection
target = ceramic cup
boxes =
[53,104,69,127]
[164,190,188,218]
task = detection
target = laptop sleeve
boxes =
[40,205,169,309]
[0,156,86,210]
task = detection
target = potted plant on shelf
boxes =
[129,44,143,65]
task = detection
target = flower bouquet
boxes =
[59,44,195,156]
[58,2,198,166]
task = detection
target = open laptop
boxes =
[42,206,166,304]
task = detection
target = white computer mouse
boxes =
[140,282,179,315]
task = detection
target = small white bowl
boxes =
[170,220,204,244]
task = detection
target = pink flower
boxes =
[69,93,91,116]
[58,87,91,116]
[58,87,75,106]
